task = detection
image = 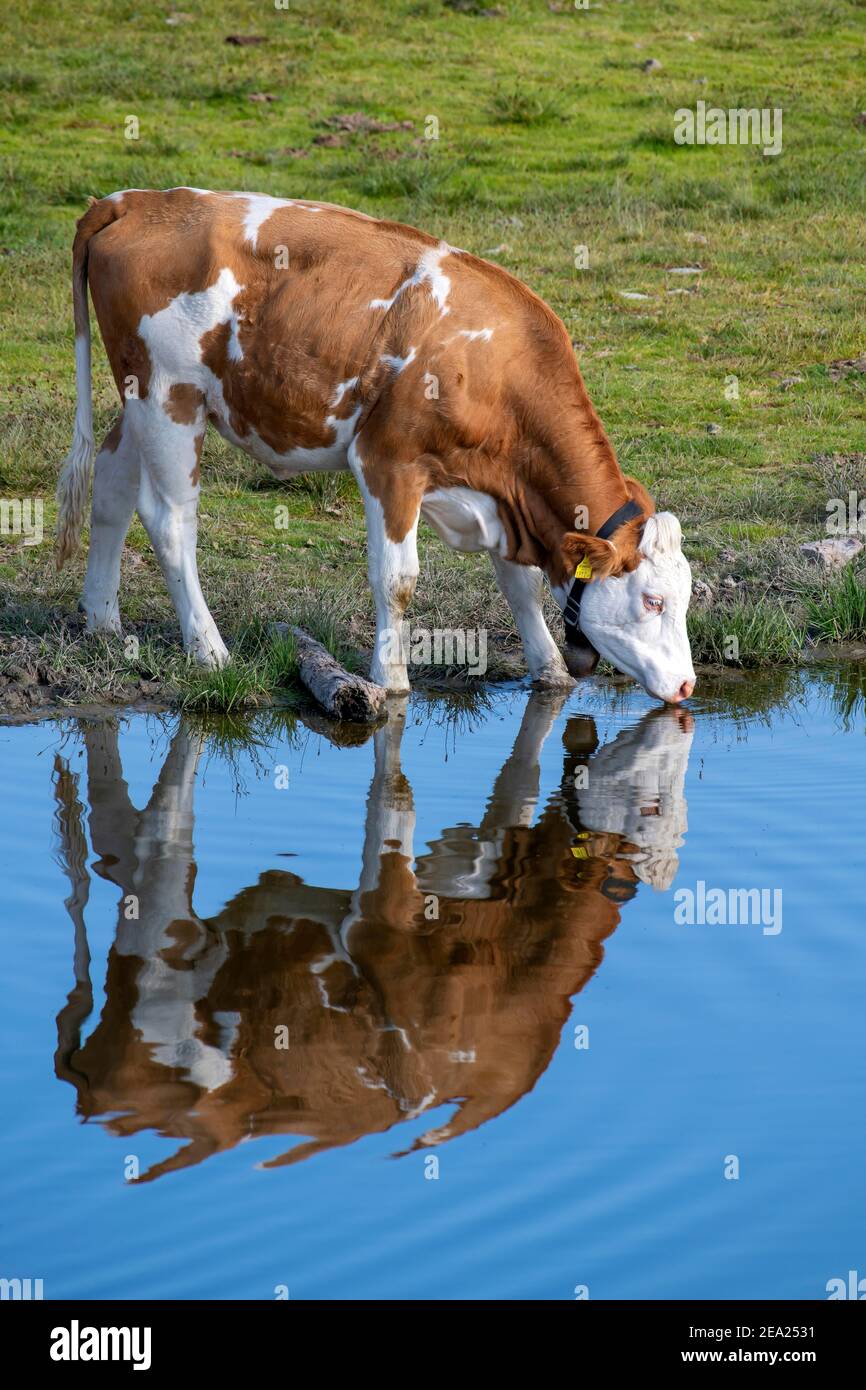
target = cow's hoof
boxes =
[79,597,123,636]
[189,640,230,669]
[532,667,576,691]
[369,666,409,694]
[83,615,123,638]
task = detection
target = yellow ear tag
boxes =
[571,846,588,859]
[574,558,593,580]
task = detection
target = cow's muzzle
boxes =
[563,637,600,678]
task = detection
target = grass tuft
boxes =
[801,566,866,642]
[177,658,270,714]
[688,602,805,666]
[490,85,567,126]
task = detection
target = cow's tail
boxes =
[55,196,120,568]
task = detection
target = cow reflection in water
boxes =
[53,693,694,1181]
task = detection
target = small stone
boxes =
[828,356,866,383]
[692,579,714,605]
[723,576,739,590]
[706,422,722,435]
[799,537,864,571]
[667,265,703,274]
[7,665,37,685]
[618,290,650,300]
[641,58,662,73]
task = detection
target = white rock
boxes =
[800,537,863,570]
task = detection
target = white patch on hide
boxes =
[370,240,457,315]
[420,486,507,553]
[381,346,417,373]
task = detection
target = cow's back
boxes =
[82,187,461,466]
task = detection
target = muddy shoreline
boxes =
[3,640,865,727]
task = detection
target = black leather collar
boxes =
[562,498,644,644]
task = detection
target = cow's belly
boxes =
[209,404,358,476]
[421,487,507,553]
[209,400,358,475]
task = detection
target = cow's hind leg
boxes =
[349,440,420,692]
[80,414,140,635]
[129,403,229,668]
[489,553,573,688]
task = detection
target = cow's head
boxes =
[559,511,696,705]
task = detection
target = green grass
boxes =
[802,565,866,642]
[687,600,806,666]
[1,0,865,711]
[490,84,568,126]
[178,658,271,714]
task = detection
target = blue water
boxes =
[1,669,864,1300]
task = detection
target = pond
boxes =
[1,665,864,1301]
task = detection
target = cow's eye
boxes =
[643,593,664,614]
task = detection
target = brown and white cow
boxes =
[56,187,695,703]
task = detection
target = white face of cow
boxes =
[570,513,696,705]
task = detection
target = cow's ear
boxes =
[561,532,618,580]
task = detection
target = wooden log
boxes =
[296,709,379,748]
[272,624,388,723]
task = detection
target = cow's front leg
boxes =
[490,553,574,688]
[349,442,420,692]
